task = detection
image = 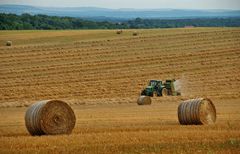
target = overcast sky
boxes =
[0,0,240,10]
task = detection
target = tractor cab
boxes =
[148,80,164,91]
[148,80,162,87]
[141,80,164,96]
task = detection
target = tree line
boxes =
[0,13,240,30]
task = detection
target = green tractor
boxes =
[141,79,180,97]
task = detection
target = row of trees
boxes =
[0,13,240,30]
[129,17,240,28]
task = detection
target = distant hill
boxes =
[0,4,240,21]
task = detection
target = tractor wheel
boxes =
[161,88,168,96]
[153,92,158,97]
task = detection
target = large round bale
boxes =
[6,41,12,46]
[178,98,216,125]
[137,96,151,105]
[116,29,123,34]
[132,31,138,36]
[25,100,76,136]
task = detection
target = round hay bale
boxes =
[137,96,151,105]
[132,31,138,36]
[6,41,12,46]
[178,98,216,125]
[25,100,76,136]
[116,29,123,34]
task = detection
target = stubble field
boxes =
[0,28,240,153]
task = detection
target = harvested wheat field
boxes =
[0,28,240,153]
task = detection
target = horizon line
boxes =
[0,4,240,11]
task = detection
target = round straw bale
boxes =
[25,100,76,136]
[132,31,138,36]
[137,96,151,105]
[6,41,12,46]
[178,98,216,125]
[116,29,123,34]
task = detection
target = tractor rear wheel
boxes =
[161,88,168,96]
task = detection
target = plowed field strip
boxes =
[0,47,238,79]
[0,57,238,84]
[1,40,239,68]
[0,29,239,54]
[0,32,239,59]
[0,64,238,89]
